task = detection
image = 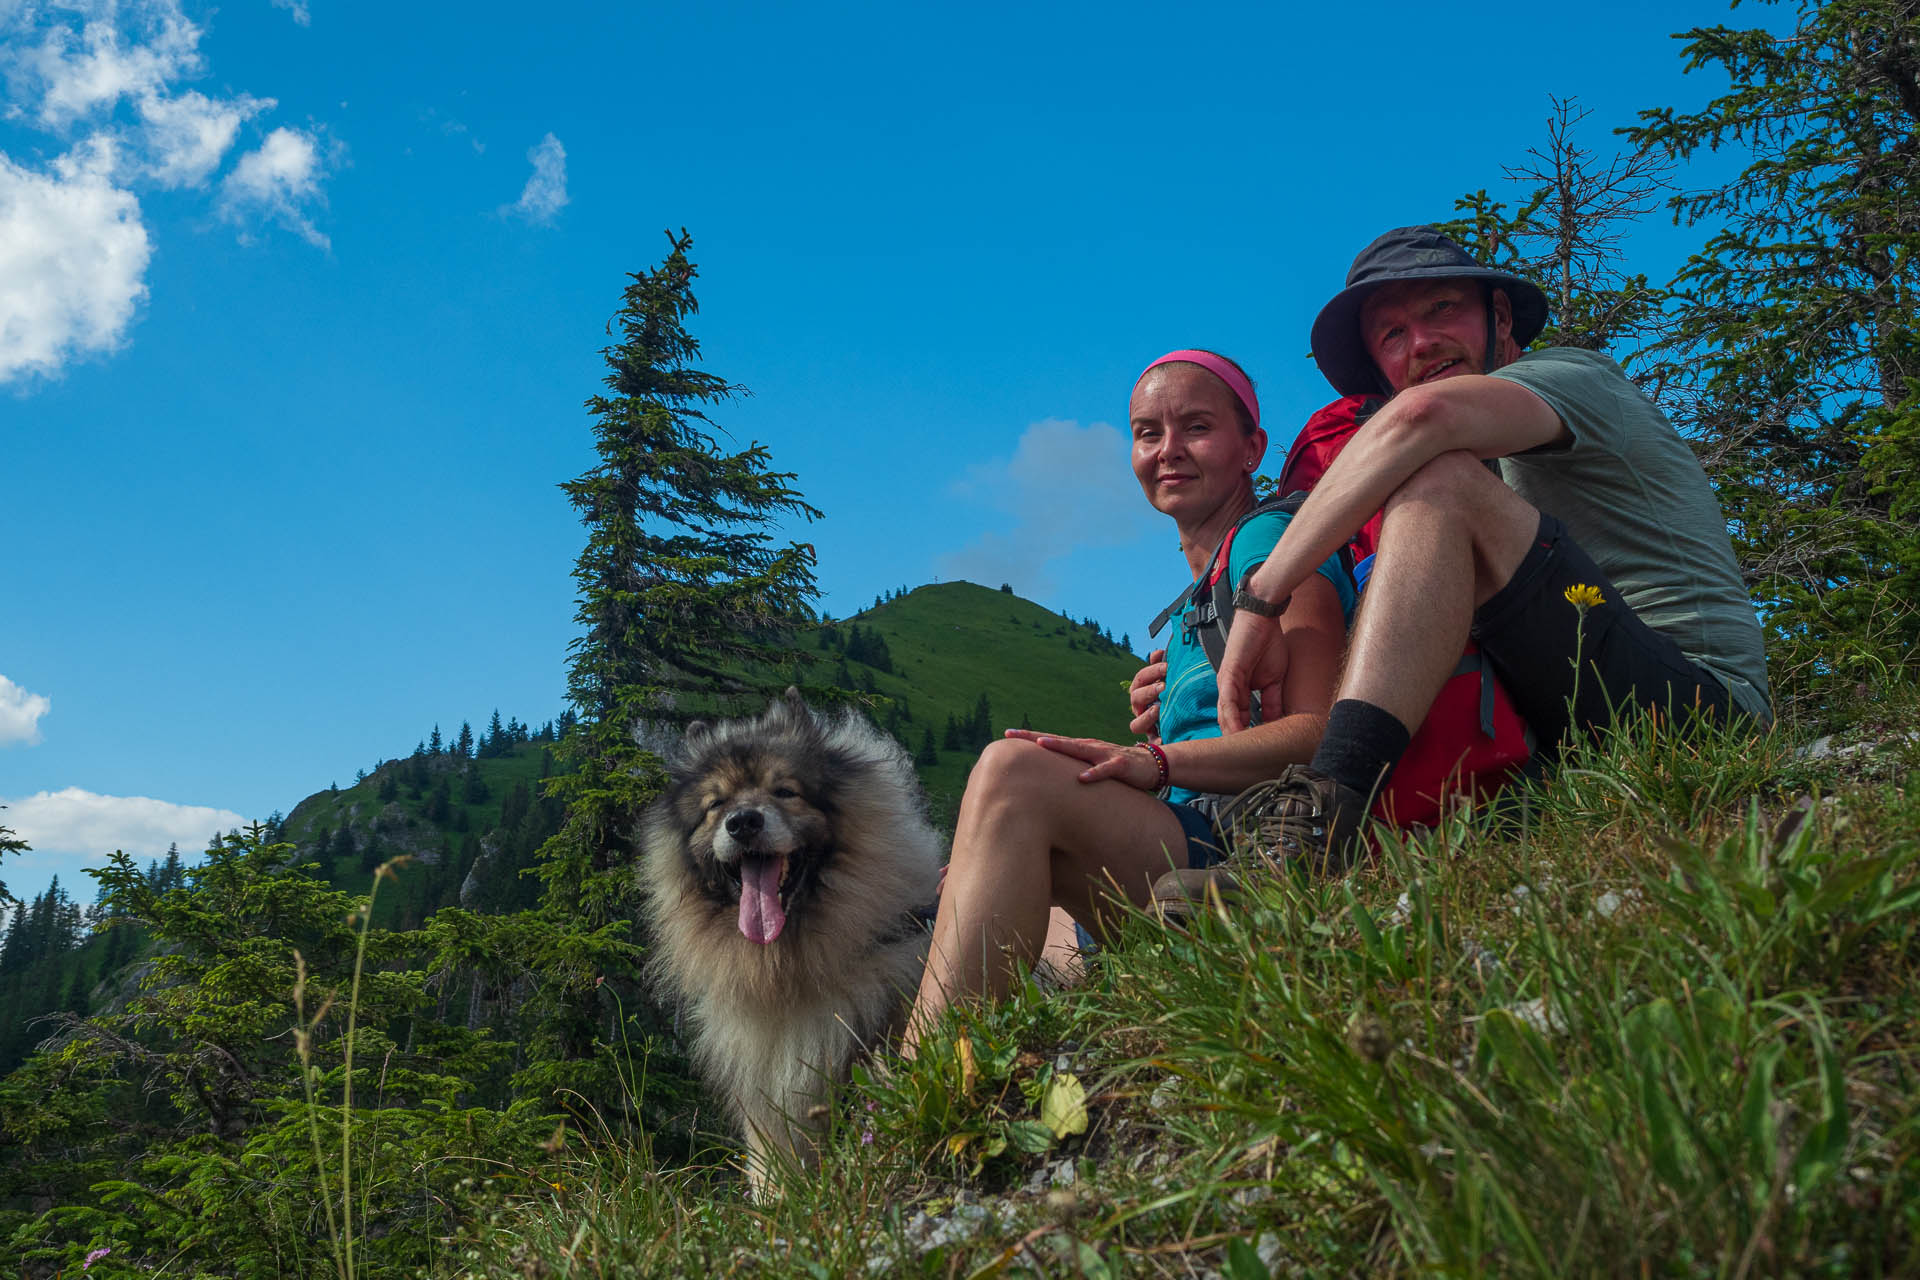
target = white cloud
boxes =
[938,418,1161,598]
[507,131,567,225]
[414,108,484,155]
[14,1,205,127]
[0,0,328,381]
[269,0,311,27]
[0,676,52,746]
[219,125,331,248]
[0,140,151,382]
[2,787,248,860]
[138,88,269,188]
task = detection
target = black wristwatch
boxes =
[1231,585,1290,618]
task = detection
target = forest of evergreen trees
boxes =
[0,708,577,1086]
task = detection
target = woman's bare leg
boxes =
[903,738,1189,1053]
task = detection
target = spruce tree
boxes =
[530,231,824,1108]
[557,228,821,753]
[1441,96,1673,357]
[1624,0,1920,698]
[0,806,25,905]
[0,897,28,977]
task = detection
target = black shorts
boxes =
[1471,512,1735,752]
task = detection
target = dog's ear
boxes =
[682,719,711,749]
[773,686,813,722]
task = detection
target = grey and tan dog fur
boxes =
[638,689,943,1196]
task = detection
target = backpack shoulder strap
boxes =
[1191,490,1308,664]
[1148,494,1295,638]
[1150,492,1322,709]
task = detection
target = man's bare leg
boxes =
[1338,450,1542,731]
[1226,451,1548,869]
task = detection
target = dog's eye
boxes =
[771,786,799,800]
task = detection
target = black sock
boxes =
[1311,699,1412,797]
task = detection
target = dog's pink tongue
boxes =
[737,857,787,945]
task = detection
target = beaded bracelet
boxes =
[1141,741,1170,789]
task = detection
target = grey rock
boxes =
[1504,996,1566,1035]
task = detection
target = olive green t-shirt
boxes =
[1488,347,1772,721]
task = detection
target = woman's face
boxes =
[1129,363,1267,524]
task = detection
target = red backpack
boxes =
[1280,396,1535,828]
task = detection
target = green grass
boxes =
[457,683,1920,1278]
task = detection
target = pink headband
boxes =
[1138,349,1260,430]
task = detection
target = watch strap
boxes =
[1231,584,1290,618]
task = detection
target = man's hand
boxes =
[1214,611,1289,734]
[1128,649,1168,737]
[1002,729,1161,790]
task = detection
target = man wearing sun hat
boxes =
[1211,225,1771,872]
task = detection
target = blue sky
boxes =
[2,0,1756,906]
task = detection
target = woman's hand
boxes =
[1128,649,1168,737]
[1002,729,1162,790]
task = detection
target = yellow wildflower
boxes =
[1563,583,1604,610]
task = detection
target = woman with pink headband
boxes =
[903,350,1355,1050]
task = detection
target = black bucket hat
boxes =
[1310,226,1550,397]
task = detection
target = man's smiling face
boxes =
[1360,278,1514,393]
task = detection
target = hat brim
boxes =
[1310,266,1550,398]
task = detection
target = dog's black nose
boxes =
[724,808,764,838]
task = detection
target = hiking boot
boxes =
[1148,865,1245,927]
[1213,765,1370,877]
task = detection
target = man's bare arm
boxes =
[1217,375,1565,732]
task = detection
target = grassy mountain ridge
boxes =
[822,580,1145,821]
[280,743,565,926]
[269,581,1147,917]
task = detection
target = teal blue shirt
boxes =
[1159,509,1357,805]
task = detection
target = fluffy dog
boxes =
[638,689,943,1195]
